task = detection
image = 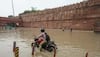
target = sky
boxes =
[0,0,83,17]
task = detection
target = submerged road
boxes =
[0,28,100,57]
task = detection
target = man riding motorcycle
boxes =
[35,28,51,50]
[33,28,57,52]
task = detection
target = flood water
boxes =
[0,28,100,57]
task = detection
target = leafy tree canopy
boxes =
[20,7,39,14]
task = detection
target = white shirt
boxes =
[37,32,46,40]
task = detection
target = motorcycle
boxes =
[31,38,57,52]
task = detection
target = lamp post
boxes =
[11,0,15,16]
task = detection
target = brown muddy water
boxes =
[0,28,100,57]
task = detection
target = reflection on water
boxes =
[0,28,100,57]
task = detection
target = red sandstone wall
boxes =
[0,17,23,27]
[20,0,100,31]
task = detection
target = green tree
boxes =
[8,15,14,17]
[21,7,39,14]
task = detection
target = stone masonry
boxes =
[20,0,100,31]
